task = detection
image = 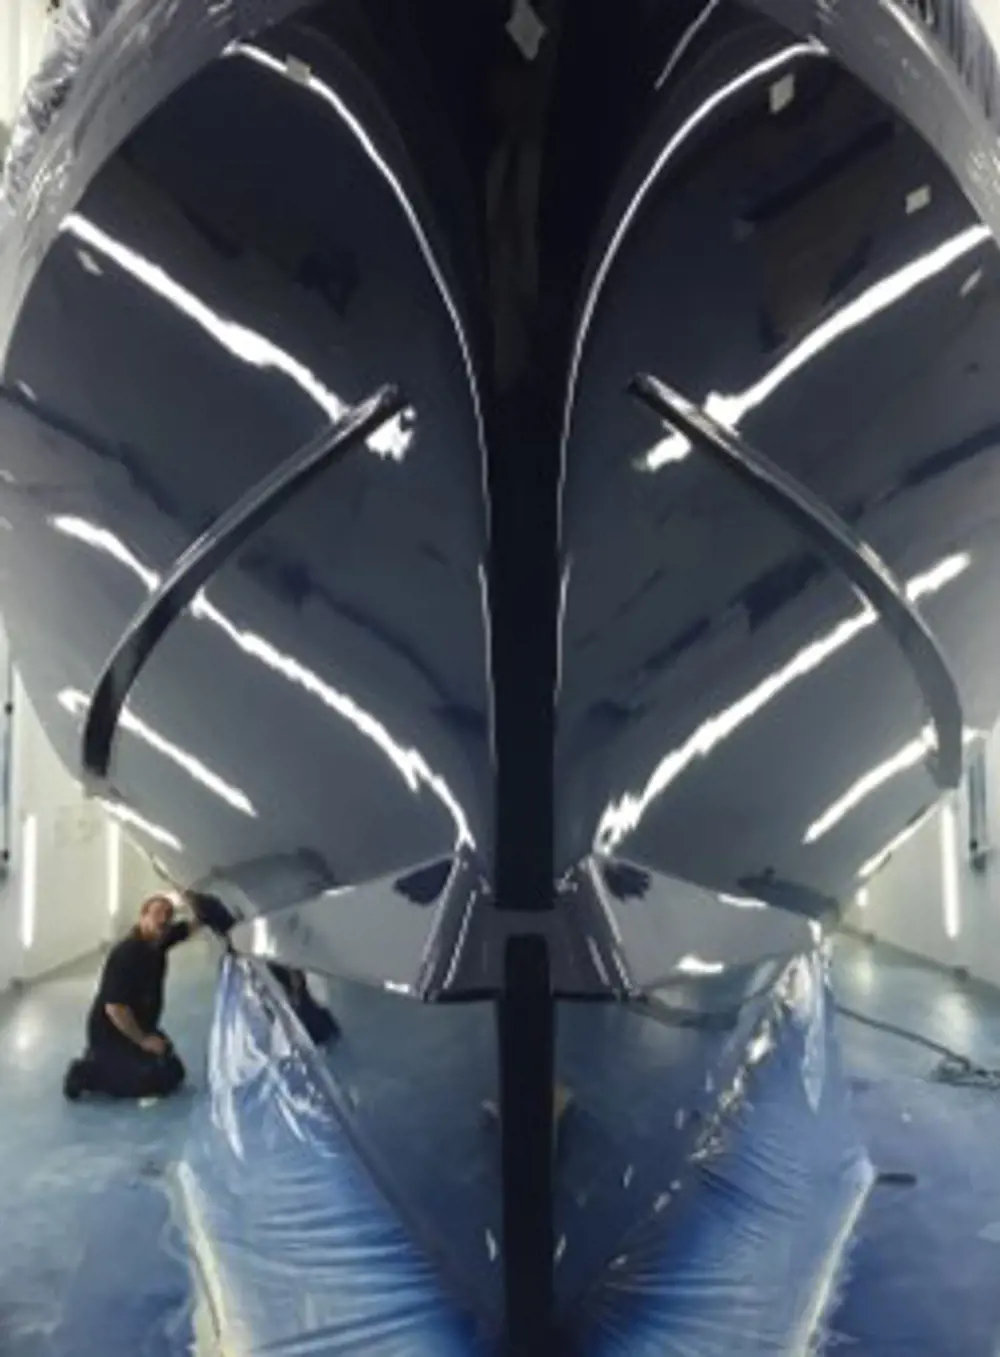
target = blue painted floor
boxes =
[1,932,999,1355]
[828,936,1000,1357]
[0,940,218,1357]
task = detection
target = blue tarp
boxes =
[180,951,872,1355]
[568,955,874,1355]
[178,956,490,1356]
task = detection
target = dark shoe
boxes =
[63,1057,93,1101]
[164,1053,186,1094]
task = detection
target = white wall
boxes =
[0,667,165,992]
[0,628,15,993]
[114,824,170,939]
[10,675,112,982]
[845,728,1000,990]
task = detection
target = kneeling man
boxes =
[63,893,200,1101]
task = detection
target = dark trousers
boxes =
[88,1036,185,1099]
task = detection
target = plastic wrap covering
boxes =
[0,0,306,333]
[901,0,1000,129]
[560,953,874,1356]
[745,0,1000,238]
[178,956,488,1357]
[1,0,121,211]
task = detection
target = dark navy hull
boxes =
[557,3,1000,922]
[0,7,493,955]
[2,1,997,951]
[3,1,1000,1352]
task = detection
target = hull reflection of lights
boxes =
[717,892,768,910]
[857,806,937,881]
[595,552,970,855]
[58,688,257,816]
[478,561,497,762]
[675,954,726,976]
[50,515,475,849]
[654,0,723,90]
[50,516,159,591]
[191,593,474,847]
[563,40,824,468]
[638,223,993,472]
[61,214,415,463]
[556,558,573,698]
[804,724,980,846]
[98,798,184,853]
[230,42,485,463]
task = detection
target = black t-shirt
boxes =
[87,923,191,1048]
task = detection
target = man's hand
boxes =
[107,1002,164,1052]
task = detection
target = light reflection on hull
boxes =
[557,12,1000,920]
[2,1,1000,1350]
[0,2,999,986]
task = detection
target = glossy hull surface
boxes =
[0,0,998,974]
[0,0,998,975]
[0,10,492,956]
[3,1,1000,1352]
[558,6,1000,924]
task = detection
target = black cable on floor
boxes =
[834,1002,1000,1091]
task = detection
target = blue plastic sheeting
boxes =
[0,0,305,327]
[1,0,120,211]
[8,930,1000,1357]
[317,977,504,1324]
[566,954,873,1356]
[178,956,491,1357]
[179,950,874,1355]
[554,971,786,1302]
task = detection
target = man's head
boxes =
[136,894,175,941]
